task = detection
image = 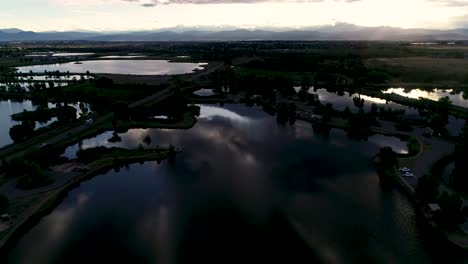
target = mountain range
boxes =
[1,24,468,42]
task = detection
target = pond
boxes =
[383,88,468,108]
[14,75,93,81]
[193,89,216,97]
[51,53,94,57]
[0,100,37,148]
[16,60,208,75]
[299,88,419,115]
[6,104,452,263]
[367,134,408,154]
[0,82,67,92]
[98,55,146,59]
[26,52,94,57]
[0,101,91,148]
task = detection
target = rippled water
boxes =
[4,104,450,264]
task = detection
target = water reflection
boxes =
[51,53,94,57]
[16,60,207,75]
[368,134,408,154]
[0,101,91,148]
[98,55,146,59]
[26,52,94,57]
[298,88,418,115]
[194,89,216,97]
[0,100,36,147]
[7,104,440,264]
[383,88,468,108]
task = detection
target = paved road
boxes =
[375,121,454,187]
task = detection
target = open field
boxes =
[366,57,468,86]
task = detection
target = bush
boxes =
[415,174,439,203]
[0,194,9,214]
[436,191,464,229]
[407,138,420,156]
[16,163,54,190]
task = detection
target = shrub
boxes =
[0,194,9,214]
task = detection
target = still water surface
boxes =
[5,104,457,263]
[16,60,207,75]
[383,88,468,108]
[0,101,90,148]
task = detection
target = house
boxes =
[428,203,441,212]
[310,115,323,121]
[0,214,11,222]
[423,127,434,137]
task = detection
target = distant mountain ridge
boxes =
[1,24,468,41]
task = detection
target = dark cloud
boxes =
[128,0,361,8]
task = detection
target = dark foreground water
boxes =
[3,104,464,263]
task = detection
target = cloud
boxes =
[430,0,468,6]
[128,0,361,7]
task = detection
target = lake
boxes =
[0,100,37,148]
[193,89,216,97]
[14,75,93,81]
[98,56,146,59]
[16,60,208,75]
[0,101,91,148]
[5,104,455,264]
[26,53,94,57]
[0,82,70,92]
[383,88,468,108]
[297,88,419,115]
[61,106,411,159]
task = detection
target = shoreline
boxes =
[377,159,468,250]
[0,150,174,251]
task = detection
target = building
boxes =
[423,127,434,137]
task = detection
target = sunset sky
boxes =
[1,0,468,31]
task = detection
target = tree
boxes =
[112,101,129,121]
[94,76,113,88]
[0,194,8,214]
[438,96,452,113]
[370,103,379,115]
[9,121,36,142]
[451,143,468,192]
[168,144,176,165]
[436,191,464,229]
[56,105,77,123]
[276,102,289,125]
[353,96,365,109]
[415,174,439,203]
[300,74,311,91]
[377,147,398,169]
[16,162,54,190]
[143,135,152,145]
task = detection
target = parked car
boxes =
[402,172,415,177]
[399,167,411,172]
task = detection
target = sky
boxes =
[1,0,468,31]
